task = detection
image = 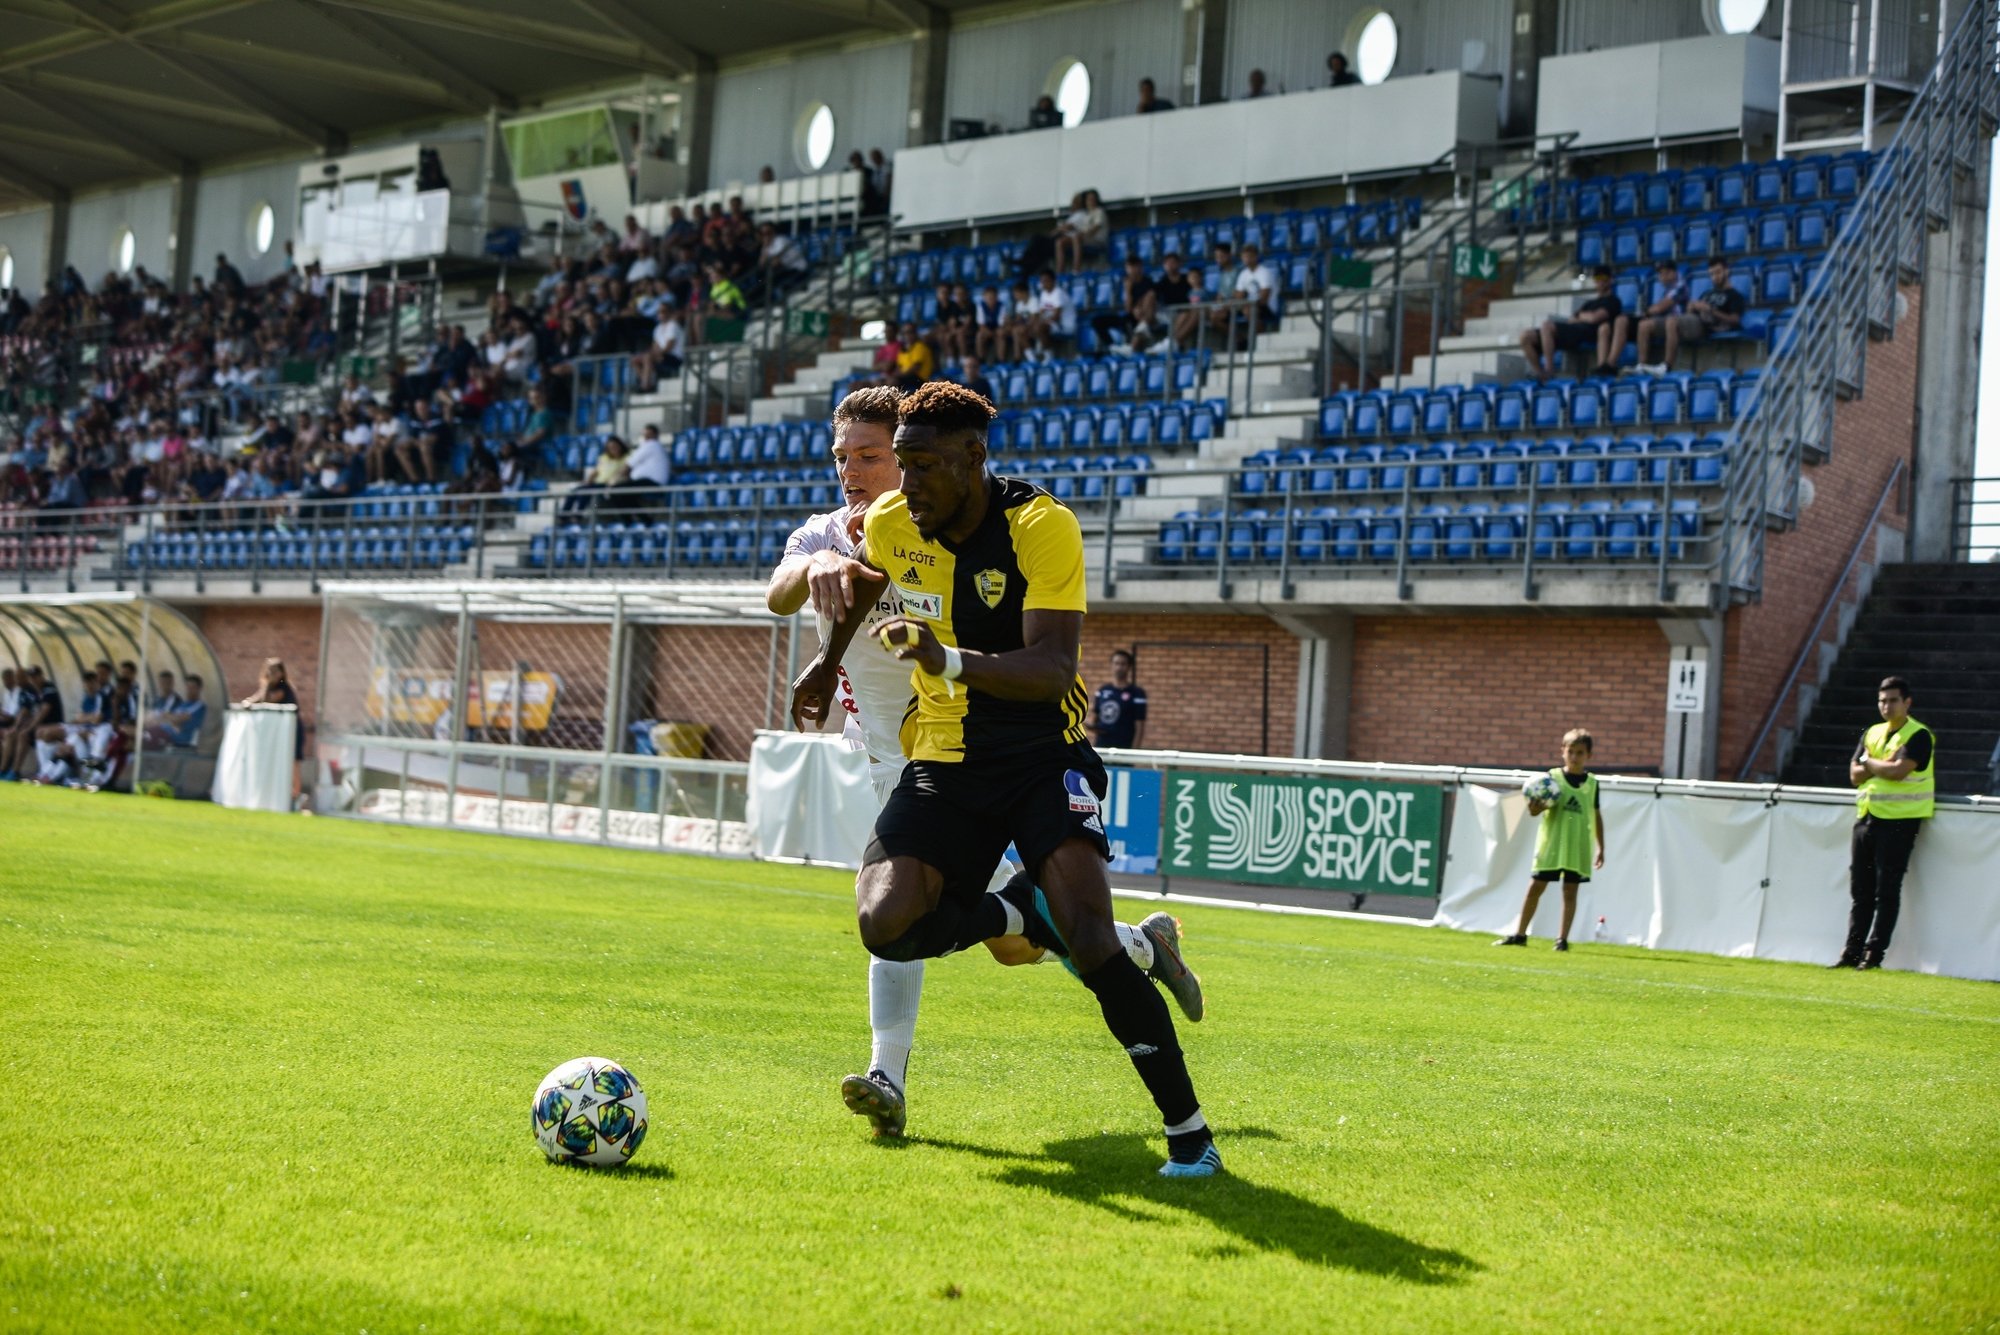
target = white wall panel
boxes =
[944,0,1184,130]
[0,208,50,298]
[1558,0,1782,51]
[191,161,301,287]
[67,182,174,285]
[1539,34,1777,148]
[1222,0,1514,103]
[710,40,913,188]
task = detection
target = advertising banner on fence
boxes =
[1163,770,1445,895]
[1104,767,1163,874]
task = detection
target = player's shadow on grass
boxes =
[919,1129,1477,1285]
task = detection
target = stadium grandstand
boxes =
[1,0,1997,808]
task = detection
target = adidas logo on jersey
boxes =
[900,566,921,584]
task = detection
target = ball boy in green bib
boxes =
[1496,728,1606,952]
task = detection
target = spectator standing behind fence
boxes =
[1495,728,1606,953]
[1837,677,1934,970]
[239,657,306,809]
[1090,650,1148,751]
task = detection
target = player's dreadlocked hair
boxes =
[897,379,997,438]
[831,385,902,432]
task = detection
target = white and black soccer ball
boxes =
[532,1057,648,1167]
[1523,773,1561,805]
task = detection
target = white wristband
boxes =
[940,645,964,681]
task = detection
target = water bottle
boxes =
[1592,915,1609,944]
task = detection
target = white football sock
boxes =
[867,956,923,1093]
[995,894,1026,938]
[1118,921,1154,972]
[1164,1109,1208,1136]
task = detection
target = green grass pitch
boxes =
[1,785,1996,1334]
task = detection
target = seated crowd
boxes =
[0,660,206,790]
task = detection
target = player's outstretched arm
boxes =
[788,583,880,729]
[766,556,812,616]
[875,609,1081,703]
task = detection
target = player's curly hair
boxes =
[897,379,997,436]
[831,385,902,432]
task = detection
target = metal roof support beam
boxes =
[0,67,278,134]
[680,61,716,194]
[0,150,59,202]
[169,165,197,290]
[0,82,192,173]
[0,121,158,168]
[904,2,946,146]
[0,0,259,71]
[314,0,669,71]
[761,0,925,31]
[143,29,478,110]
[566,0,703,75]
[305,2,515,112]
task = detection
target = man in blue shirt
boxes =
[144,674,207,749]
[1090,649,1149,751]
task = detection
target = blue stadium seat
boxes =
[1606,436,1647,487]
[1456,390,1493,434]
[1485,503,1527,560]
[1450,440,1492,489]
[1569,385,1605,430]
[1493,387,1528,434]
[1530,385,1568,431]
[1568,436,1608,487]
[1607,381,1643,427]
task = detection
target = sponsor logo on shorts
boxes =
[1064,768,1101,815]
[1124,1043,1158,1057]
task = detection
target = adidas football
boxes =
[532,1057,649,1167]
[1523,774,1561,805]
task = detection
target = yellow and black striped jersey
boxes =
[863,474,1092,762]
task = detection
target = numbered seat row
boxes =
[1320,373,1758,439]
[1243,435,1729,497]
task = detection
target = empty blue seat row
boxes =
[990,400,1224,453]
[1000,453,1154,503]
[128,523,476,573]
[1579,209,1847,267]
[1159,499,1706,566]
[350,481,450,519]
[665,468,841,513]
[529,517,804,572]
[1320,374,1759,440]
[983,351,1211,406]
[1243,435,1729,496]
[1534,154,1872,225]
[674,422,837,471]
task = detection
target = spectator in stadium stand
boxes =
[927,283,968,364]
[1234,243,1281,333]
[1028,94,1063,129]
[1090,650,1148,751]
[1136,77,1176,113]
[704,262,748,325]
[1600,260,1684,373]
[633,304,686,391]
[213,253,245,297]
[0,665,58,780]
[759,165,777,184]
[626,423,670,489]
[620,215,649,253]
[871,325,907,386]
[1328,52,1360,86]
[756,222,812,302]
[518,387,558,463]
[561,434,631,512]
[1027,269,1078,358]
[1244,69,1270,99]
[1053,189,1109,276]
[958,355,995,404]
[1519,265,1622,381]
[142,673,205,751]
[893,322,936,390]
[1632,257,1744,375]
[187,450,228,502]
[1837,677,1935,970]
[40,459,86,521]
[238,657,305,807]
[663,205,696,247]
[972,284,1012,362]
[1091,255,1158,351]
[867,149,892,206]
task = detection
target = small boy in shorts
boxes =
[1495,727,1606,952]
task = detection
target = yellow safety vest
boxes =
[1856,716,1934,819]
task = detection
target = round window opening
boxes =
[114,227,136,274]
[1709,0,1769,34]
[1050,59,1091,128]
[252,202,276,255]
[1352,11,1399,85]
[796,103,836,173]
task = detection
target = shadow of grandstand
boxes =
[915,1128,1478,1284]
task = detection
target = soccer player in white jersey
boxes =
[766,386,1201,1138]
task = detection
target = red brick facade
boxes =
[191,601,323,745]
[1081,611,1300,756]
[1347,614,1668,771]
[1716,286,1920,777]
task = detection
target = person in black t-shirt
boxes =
[1090,256,1158,351]
[1521,266,1623,380]
[1090,649,1149,750]
[1633,257,1745,374]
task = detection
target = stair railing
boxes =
[1716,0,2000,603]
[1734,457,1906,782]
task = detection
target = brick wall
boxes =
[1081,612,1299,756]
[1716,285,1921,777]
[192,601,323,744]
[1348,614,1668,772]
[641,623,787,761]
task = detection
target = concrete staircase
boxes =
[1780,562,2000,795]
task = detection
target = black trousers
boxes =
[1846,815,1921,958]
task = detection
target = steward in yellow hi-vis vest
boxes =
[1838,676,1934,970]
[787,381,1219,1179]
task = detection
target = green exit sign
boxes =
[788,308,830,338]
[1452,243,1500,282]
[1325,256,1374,290]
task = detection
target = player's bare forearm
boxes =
[956,608,1080,701]
[765,556,811,616]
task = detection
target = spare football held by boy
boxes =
[1496,727,1606,952]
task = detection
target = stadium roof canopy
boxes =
[0,0,988,214]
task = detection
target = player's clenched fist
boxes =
[790,654,840,731]
[872,616,946,676]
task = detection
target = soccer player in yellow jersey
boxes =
[790,382,1218,1178]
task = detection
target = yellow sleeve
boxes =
[861,493,900,571]
[1015,496,1088,613]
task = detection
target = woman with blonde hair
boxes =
[240,657,306,809]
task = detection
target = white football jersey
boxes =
[783,507,915,767]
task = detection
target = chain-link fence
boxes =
[316,581,804,853]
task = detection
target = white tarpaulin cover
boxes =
[748,730,874,867]
[1440,783,2000,981]
[213,706,296,812]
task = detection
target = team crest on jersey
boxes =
[974,568,1008,608]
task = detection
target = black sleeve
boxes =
[1903,731,1933,770]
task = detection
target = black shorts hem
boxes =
[1532,869,1588,885]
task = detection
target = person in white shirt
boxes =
[764,385,1198,1139]
[634,309,685,391]
[626,424,670,488]
[1053,188,1109,275]
[1027,269,1077,358]
[626,251,660,284]
[501,314,539,382]
[1232,243,1281,331]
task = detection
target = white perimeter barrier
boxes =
[750,735,2000,982]
[213,706,296,812]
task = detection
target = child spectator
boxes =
[1495,728,1607,952]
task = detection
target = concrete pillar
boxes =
[1504,0,1561,139]
[1272,611,1353,759]
[1909,146,1988,561]
[906,7,949,147]
[679,62,717,194]
[170,168,199,293]
[1181,0,1228,108]
[1657,616,1724,779]
[42,192,70,294]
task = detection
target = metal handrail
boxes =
[1717,0,1999,603]
[1946,474,2000,561]
[1733,457,1907,781]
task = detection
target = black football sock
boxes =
[868,894,1010,962]
[1079,952,1201,1129]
